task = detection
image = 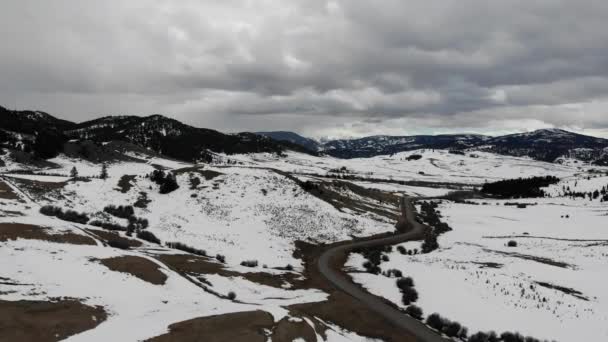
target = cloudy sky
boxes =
[1,1,608,139]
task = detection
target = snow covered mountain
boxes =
[482,128,608,163]
[260,129,608,164]
[256,131,321,151]
[0,107,306,163]
[2,105,608,165]
[68,115,295,161]
[321,134,489,158]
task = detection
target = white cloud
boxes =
[1,0,607,138]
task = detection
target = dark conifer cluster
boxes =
[481,176,559,198]
[149,170,179,194]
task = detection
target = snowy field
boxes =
[346,196,608,341]
[44,161,394,269]
[2,147,607,341]
[0,173,372,342]
[230,150,595,185]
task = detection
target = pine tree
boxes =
[100,164,108,180]
[70,166,78,178]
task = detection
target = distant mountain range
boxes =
[258,129,608,165]
[2,105,608,165]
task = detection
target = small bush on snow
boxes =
[240,260,259,268]
[500,332,527,342]
[166,242,206,256]
[216,254,226,263]
[401,286,419,305]
[40,205,89,224]
[137,230,161,244]
[468,331,499,342]
[396,277,414,290]
[227,291,236,300]
[103,204,134,219]
[445,321,464,338]
[426,313,448,332]
[405,305,423,320]
[90,220,127,231]
[384,269,403,278]
[127,215,149,231]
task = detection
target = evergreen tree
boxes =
[159,173,179,194]
[100,163,108,180]
[70,166,78,178]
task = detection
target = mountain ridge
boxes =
[1,105,607,164]
[0,107,311,162]
[259,128,608,164]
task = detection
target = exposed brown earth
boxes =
[271,316,317,342]
[302,181,401,221]
[0,299,106,342]
[87,228,143,248]
[147,310,274,342]
[156,254,304,289]
[5,177,66,201]
[0,180,19,200]
[0,210,23,217]
[0,223,96,245]
[98,256,168,285]
[290,293,417,342]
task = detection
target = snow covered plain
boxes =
[1,147,607,341]
[346,194,608,341]
[231,150,590,185]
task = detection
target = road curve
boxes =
[317,197,449,342]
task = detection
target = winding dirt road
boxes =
[317,197,449,342]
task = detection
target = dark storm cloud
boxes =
[1,0,608,137]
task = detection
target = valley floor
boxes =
[1,148,607,341]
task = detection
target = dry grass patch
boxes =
[0,180,19,200]
[271,316,317,342]
[87,229,142,248]
[98,256,167,285]
[0,299,106,342]
[0,223,96,245]
[148,310,274,342]
[156,254,304,289]
[6,177,66,201]
[289,292,416,342]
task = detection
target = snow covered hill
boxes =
[256,131,322,152]
[0,106,304,164]
[0,150,411,341]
